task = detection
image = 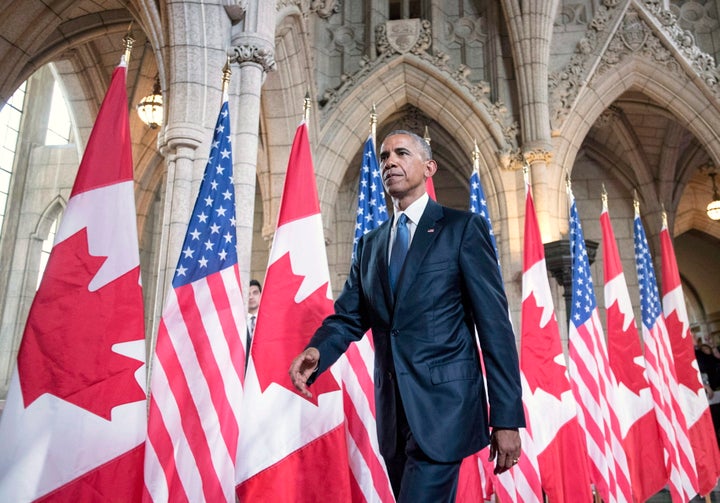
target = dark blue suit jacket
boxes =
[308,199,524,463]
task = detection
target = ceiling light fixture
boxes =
[137,75,163,129]
[707,171,720,221]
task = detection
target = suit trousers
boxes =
[383,376,462,503]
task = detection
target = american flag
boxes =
[469,170,499,261]
[633,208,698,502]
[342,133,394,501]
[466,169,543,503]
[144,96,247,502]
[353,134,388,256]
[566,192,632,503]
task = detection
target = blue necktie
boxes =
[389,213,409,295]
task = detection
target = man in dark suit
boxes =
[289,130,524,502]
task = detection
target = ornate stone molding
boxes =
[320,19,520,169]
[642,1,720,90]
[230,36,276,73]
[596,6,720,93]
[310,0,339,19]
[548,1,623,131]
[550,1,720,131]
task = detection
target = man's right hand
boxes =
[289,347,320,398]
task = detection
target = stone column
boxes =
[501,0,561,238]
[229,0,276,289]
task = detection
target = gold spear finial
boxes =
[303,91,311,122]
[661,203,668,229]
[370,104,377,145]
[221,56,232,95]
[423,125,431,145]
[522,164,530,186]
[633,189,640,215]
[565,172,572,194]
[472,139,480,172]
[122,23,135,64]
[601,183,608,211]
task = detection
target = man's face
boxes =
[248,285,261,312]
[379,134,434,202]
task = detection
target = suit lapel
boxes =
[394,200,444,302]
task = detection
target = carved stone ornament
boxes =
[231,41,277,73]
[377,19,432,55]
[619,10,648,52]
[310,0,339,19]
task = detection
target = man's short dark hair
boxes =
[382,129,433,161]
[250,279,262,292]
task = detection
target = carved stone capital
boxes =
[523,148,554,166]
[230,35,276,73]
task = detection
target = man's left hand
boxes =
[488,428,521,474]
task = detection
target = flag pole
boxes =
[370,104,377,146]
[303,91,311,123]
[122,25,134,64]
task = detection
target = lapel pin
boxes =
[427,228,434,233]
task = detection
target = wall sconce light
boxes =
[137,75,163,129]
[707,171,720,221]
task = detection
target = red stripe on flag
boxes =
[176,282,240,459]
[145,393,190,503]
[342,387,394,502]
[152,312,226,502]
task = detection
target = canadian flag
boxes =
[660,218,720,496]
[601,201,667,502]
[519,179,593,502]
[235,121,352,501]
[0,57,146,501]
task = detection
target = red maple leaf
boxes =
[18,228,145,420]
[665,309,701,392]
[606,301,647,395]
[252,252,340,405]
[521,292,570,399]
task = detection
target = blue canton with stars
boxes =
[633,213,662,330]
[353,134,388,259]
[172,100,237,288]
[469,170,500,265]
[569,195,597,326]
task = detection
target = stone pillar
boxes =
[501,0,561,238]
[229,0,276,289]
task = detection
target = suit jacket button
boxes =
[391,329,399,337]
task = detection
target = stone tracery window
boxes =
[0,82,26,237]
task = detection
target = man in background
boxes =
[247,279,262,346]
